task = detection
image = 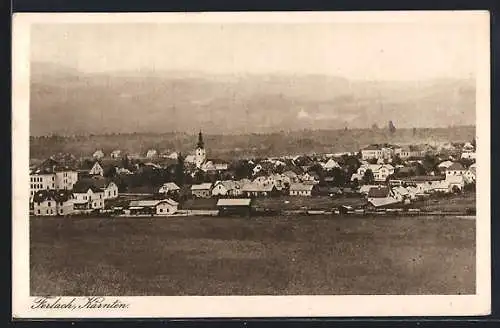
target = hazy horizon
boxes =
[30,20,478,136]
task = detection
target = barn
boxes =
[216,198,252,217]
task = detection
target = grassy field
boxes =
[30,215,475,296]
[418,192,476,212]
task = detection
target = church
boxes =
[195,131,206,168]
[185,131,229,172]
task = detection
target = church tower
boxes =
[195,130,206,168]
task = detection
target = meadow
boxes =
[30,215,475,296]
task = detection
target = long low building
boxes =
[216,198,252,216]
[127,199,179,216]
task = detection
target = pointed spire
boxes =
[197,130,204,148]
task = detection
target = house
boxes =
[54,167,79,190]
[146,149,158,159]
[300,172,319,184]
[128,199,178,216]
[289,183,315,196]
[217,198,252,216]
[445,162,466,179]
[268,173,290,190]
[89,161,104,176]
[88,177,119,199]
[184,155,196,164]
[116,167,133,175]
[32,189,75,216]
[464,164,476,183]
[366,186,401,208]
[158,182,181,195]
[29,159,79,197]
[30,172,56,198]
[155,199,179,215]
[241,183,278,197]
[191,183,213,198]
[361,145,382,160]
[461,142,476,160]
[72,180,106,211]
[253,176,275,186]
[356,164,395,182]
[110,150,122,159]
[201,160,230,172]
[211,180,241,197]
[396,145,423,159]
[392,175,460,194]
[323,158,340,170]
[92,150,105,160]
[391,186,411,202]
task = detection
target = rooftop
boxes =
[217,198,252,207]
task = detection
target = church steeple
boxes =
[195,130,206,169]
[197,130,204,149]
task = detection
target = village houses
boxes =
[110,150,122,159]
[32,189,75,216]
[72,180,106,211]
[146,149,158,159]
[366,186,400,208]
[29,159,79,199]
[191,183,213,198]
[289,183,316,196]
[158,182,181,195]
[211,180,242,197]
[128,199,179,216]
[354,164,395,182]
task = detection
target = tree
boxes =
[103,166,117,178]
[471,138,476,149]
[414,163,427,176]
[362,169,375,184]
[330,167,346,187]
[388,121,396,134]
[175,153,185,186]
[422,154,439,173]
[391,155,403,166]
[233,160,253,180]
[372,123,379,130]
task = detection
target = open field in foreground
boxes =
[30,215,475,296]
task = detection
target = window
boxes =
[48,202,51,207]
[60,209,63,214]
[159,208,163,213]
[166,208,169,213]
[52,176,55,181]
[84,196,87,200]
[37,209,40,214]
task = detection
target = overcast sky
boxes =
[31,20,477,81]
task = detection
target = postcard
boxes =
[12,11,490,318]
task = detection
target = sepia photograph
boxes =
[12,11,490,318]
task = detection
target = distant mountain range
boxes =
[30,62,476,136]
